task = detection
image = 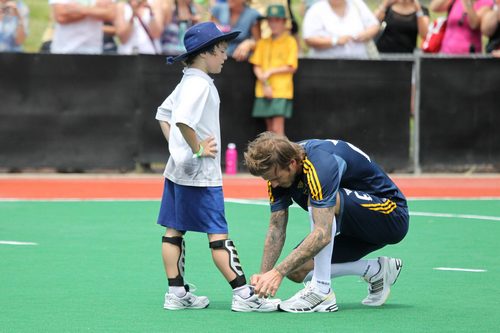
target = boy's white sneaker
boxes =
[164,291,210,310]
[231,294,280,312]
[278,282,338,313]
[362,256,403,307]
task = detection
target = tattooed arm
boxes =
[260,209,289,273]
[275,206,334,277]
[252,206,335,297]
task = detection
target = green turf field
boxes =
[1,199,499,332]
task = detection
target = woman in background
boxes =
[0,0,28,52]
[211,0,261,61]
[161,0,200,55]
[374,0,429,53]
[302,0,380,59]
[430,0,491,54]
[115,0,164,54]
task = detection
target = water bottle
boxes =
[225,143,238,175]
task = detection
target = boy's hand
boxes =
[199,136,217,158]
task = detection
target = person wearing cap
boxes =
[249,4,298,136]
[155,21,280,312]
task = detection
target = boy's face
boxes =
[268,18,287,36]
[204,43,229,74]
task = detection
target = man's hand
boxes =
[251,268,283,297]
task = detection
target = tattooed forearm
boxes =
[260,209,288,273]
[275,206,334,277]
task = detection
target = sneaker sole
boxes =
[390,259,403,286]
[278,301,339,313]
[231,307,277,312]
[164,303,210,310]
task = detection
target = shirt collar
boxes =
[183,67,214,84]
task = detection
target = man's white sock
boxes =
[304,259,380,282]
[310,208,337,294]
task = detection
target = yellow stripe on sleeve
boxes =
[267,181,274,203]
[303,158,323,201]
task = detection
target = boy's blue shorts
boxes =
[157,178,229,234]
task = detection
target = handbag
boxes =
[421,17,448,53]
[421,0,455,53]
[365,39,381,59]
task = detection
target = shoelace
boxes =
[296,281,316,298]
[185,282,197,293]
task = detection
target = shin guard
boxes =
[162,236,185,287]
[209,239,247,288]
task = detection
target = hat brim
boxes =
[167,31,241,64]
[258,15,287,20]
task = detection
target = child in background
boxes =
[249,4,298,136]
[156,22,279,312]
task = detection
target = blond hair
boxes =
[244,132,304,176]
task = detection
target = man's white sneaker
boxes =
[362,256,403,307]
[231,294,280,312]
[278,282,338,313]
[164,291,210,310]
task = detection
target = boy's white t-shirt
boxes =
[49,0,104,54]
[156,68,223,187]
[302,0,378,59]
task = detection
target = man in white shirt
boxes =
[49,0,115,54]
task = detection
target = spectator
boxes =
[161,0,200,55]
[115,0,164,55]
[374,0,430,53]
[302,0,380,59]
[0,0,29,52]
[49,0,115,54]
[481,0,500,55]
[430,0,492,54]
[299,0,320,15]
[211,0,261,61]
[249,4,298,135]
[251,0,300,52]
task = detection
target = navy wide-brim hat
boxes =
[167,22,241,64]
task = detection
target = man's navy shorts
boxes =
[331,188,409,263]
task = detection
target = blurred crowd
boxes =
[1,0,499,56]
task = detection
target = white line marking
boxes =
[410,211,500,221]
[0,240,38,246]
[434,267,487,273]
[0,198,498,221]
[225,199,500,222]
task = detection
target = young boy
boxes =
[155,22,279,312]
[249,4,298,135]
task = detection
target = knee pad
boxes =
[162,236,185,286]
[209,239,246,288]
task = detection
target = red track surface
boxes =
[0,175,499,199]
